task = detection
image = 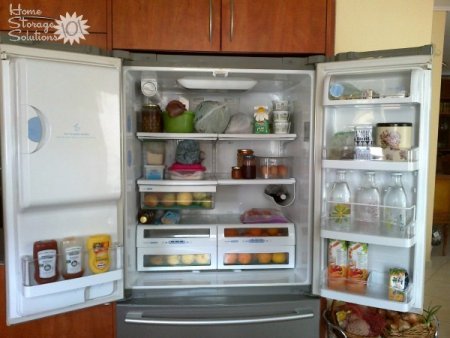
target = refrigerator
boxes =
[0,44,432,336]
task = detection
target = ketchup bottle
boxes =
[33,240,59,284]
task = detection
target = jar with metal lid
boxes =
[237,149,254,167]
[141,104,163,132]
[241,154,256,179]
[231,166,242,179]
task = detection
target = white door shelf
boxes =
[321,159,419,171]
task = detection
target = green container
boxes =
[162,111,195,133]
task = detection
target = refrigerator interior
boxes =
[122,65,315,291]
[0,45,124,324]
[313,56,431,313]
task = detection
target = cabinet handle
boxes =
[125,309,314,326]
[209,0,213,43]
[230,0,234,42]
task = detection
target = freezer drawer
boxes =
[116,294,320,338]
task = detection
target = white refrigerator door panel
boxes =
[313,55,431,313]
[14,57,121,208]
[0,45,124,324]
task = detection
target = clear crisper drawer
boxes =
[218,246,295,270]
[323,202,416,239]
[137,248,216,271]
[21,244,122,298]
[218,224,295,246]
[139,185,215,210]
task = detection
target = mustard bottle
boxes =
[87,234,111,274]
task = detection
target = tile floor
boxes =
[425,244,450,338]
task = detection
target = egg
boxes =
[268,165,278,177]
[260,166,270,178]
[277,165,289,178]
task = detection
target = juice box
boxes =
[327,239,348,291]
[347,242,369,294]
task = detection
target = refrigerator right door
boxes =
[312,55,432,313]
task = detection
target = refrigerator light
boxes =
[177,77,257,90]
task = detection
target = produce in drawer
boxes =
[240,208,289,224]
[194,254,211,265]
[224,252,288,265]
[223,226,287,237]
[142,192,214,209]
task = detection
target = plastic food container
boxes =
[272,100,289,111]
[163,111,195,133]
[167,163,206,180]
[272,110,289,122]
[257,157,291,179]
[144,165,165,180]
[143,141,165,165]
[273,121,290,134]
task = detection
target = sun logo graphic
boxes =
[54,12,89,45]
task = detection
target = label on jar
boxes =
[65,246,83,274]
[38,249,57,279]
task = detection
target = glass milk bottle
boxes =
[328,170,352,228]
[355,172,380,229]
[383,173,407,236]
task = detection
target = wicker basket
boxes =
[383,316,438,338]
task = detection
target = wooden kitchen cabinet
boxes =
[0,264,116,338]
[112,0,334,55]
[0,0,109,49]
[112,0,222,52]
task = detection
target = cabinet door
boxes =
[0,0,108,49]
[112,0,221,52]
[221,0,330,54]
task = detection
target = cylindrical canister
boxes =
[376,123,412,149]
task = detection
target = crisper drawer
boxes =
[217,224,295,270]
[139,185,215,210]
[136,225,217,272]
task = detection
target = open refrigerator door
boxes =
[312,55,432,315]
[0,45,124,324]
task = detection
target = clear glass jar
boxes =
[141,104,163,132]
[355,172,380,227]
[241,154,256,179]
[328,170,351,228]
[383,173,407,236]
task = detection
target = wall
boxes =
[335,0,434,54]
[335,0,442,261]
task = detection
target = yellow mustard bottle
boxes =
[87,234,111,274]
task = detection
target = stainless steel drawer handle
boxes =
[125,310,314,326]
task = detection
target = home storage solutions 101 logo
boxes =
[8,3,90,45]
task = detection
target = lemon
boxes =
[331,204,351,224]
[177,192,193,206]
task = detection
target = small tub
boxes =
[273,121,290,134]
[144,165,165,180]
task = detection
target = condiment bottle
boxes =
[61,237,84,279]
[241,154,256,179]
[138,209,156,224]
[329,170,352,228]
[86,234,111,274]
[33,240,59,284]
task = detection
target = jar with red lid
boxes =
[141,104,163,132]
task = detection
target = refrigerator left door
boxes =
[0,45,124,324]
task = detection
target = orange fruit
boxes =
[272,252,287,264]
[256,253,272,264]
[267,228,279,236]
[224,228,239,237]
[237,253,253,265]
[247,228,262,236]
[223,253,238,265]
